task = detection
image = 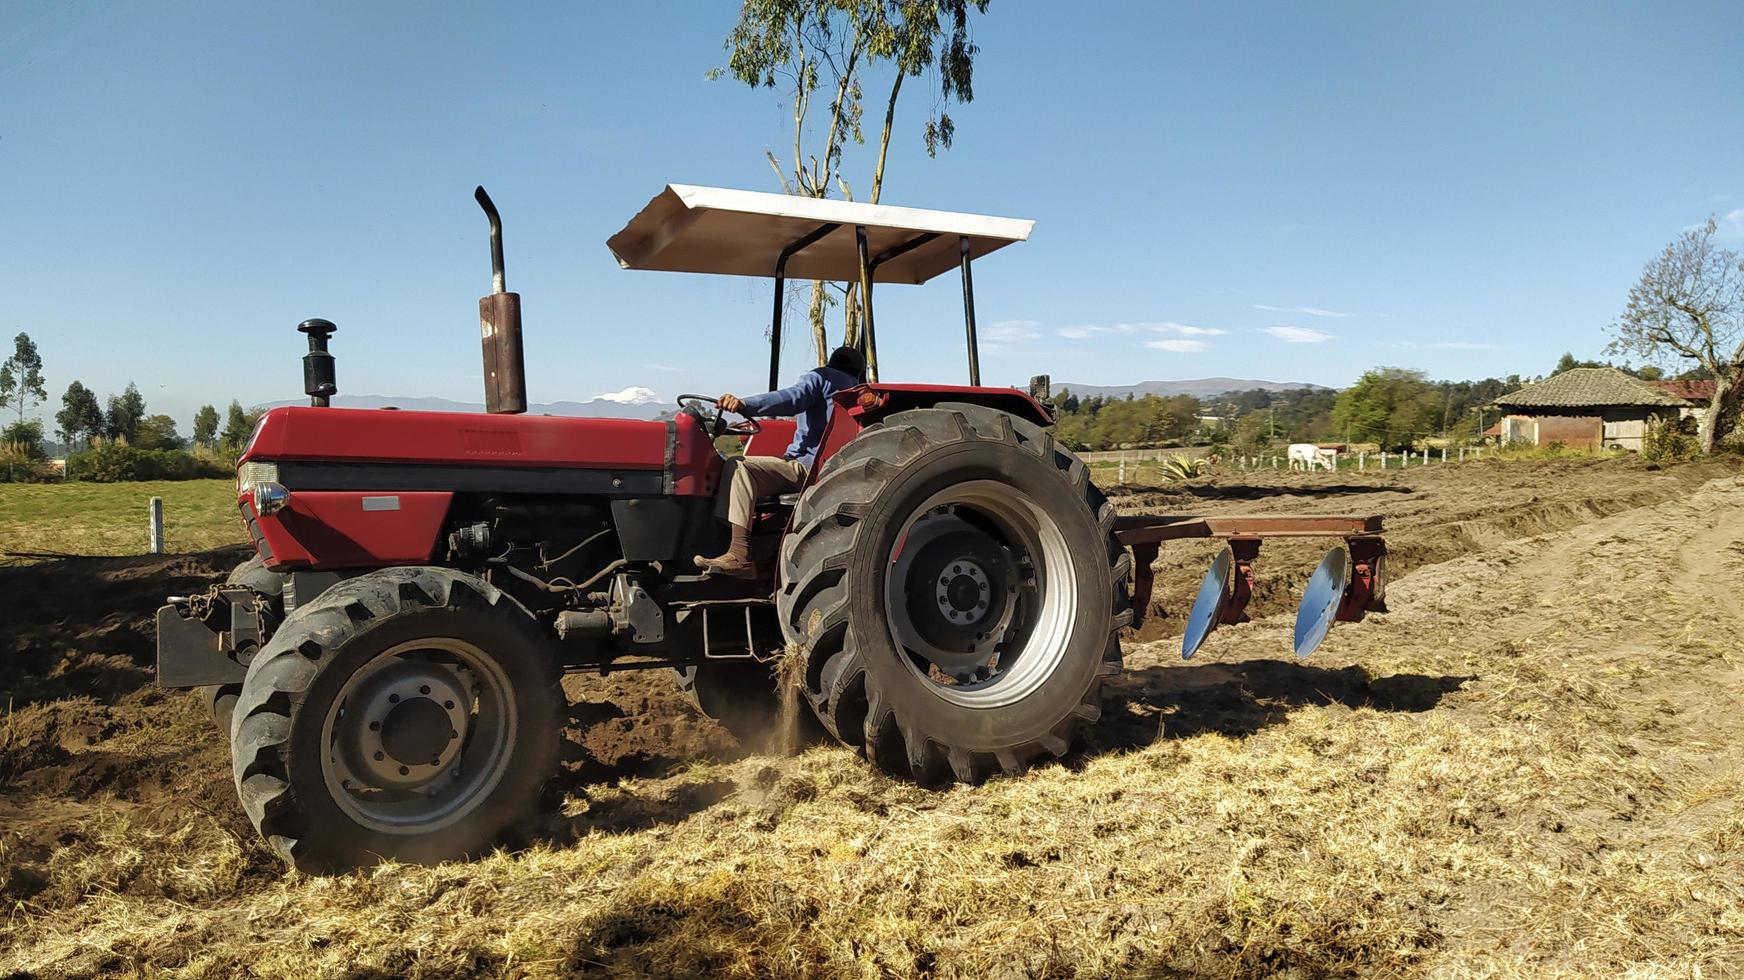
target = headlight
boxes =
[238,461,279,495]
[253,482,291,516]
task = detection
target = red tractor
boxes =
[158,185,1387,873]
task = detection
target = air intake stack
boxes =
[475,186,527,414]
[298,318,338,407]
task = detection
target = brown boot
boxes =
[695,524,755,578]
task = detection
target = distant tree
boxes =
[133,414,185,450]
[1608,217,1744,453]
[56,380,106,448]
[192,404,220,447]
[221,400,254,448]
[1,419,44,459]
[105,382,147,442]
[1554,352,1608,374]
[0,332,47,428]
[1332,368,1439,449]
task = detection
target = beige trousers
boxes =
[717,456,809,527]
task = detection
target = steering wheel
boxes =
[675,394,763,440]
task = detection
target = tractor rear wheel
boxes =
[230,567,560,873]
[778,403,1130,784]
[200,555,288,740]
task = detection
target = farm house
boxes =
[1493,367,1691,451]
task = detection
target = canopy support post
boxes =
[856,225,878,382]
[768,222,840,390]
[960,236,980,386]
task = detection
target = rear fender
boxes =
[807,384,1053,482]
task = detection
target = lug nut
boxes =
[369,721,380,731]
[419,685,431,695]
[374,751,385,761]
[388,693,400,703]
[399,766,409,776]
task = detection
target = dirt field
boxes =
[3,456,1743,977]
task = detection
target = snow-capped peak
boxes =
[590,385,661,405]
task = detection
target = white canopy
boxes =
[606,184,1034,285]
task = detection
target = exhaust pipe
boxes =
[475,186,526,414]
[298,318,338,407]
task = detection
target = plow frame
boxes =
[1113,514,1387,629]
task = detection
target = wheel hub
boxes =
[889,509,1021,677]
[882,481,1081,708]
[936,560,992,624]
[381,698,452,765]
[335,661,472,791]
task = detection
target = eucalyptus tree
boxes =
[717,0,990,365]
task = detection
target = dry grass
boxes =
[4,463,1744,977]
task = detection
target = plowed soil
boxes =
[3,455,1743,977]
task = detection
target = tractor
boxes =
[157,185,1387,873]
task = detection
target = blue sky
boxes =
[4,1,1741,429]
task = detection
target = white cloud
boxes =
[591,385,661,405]
[641,363,683,373]
[1724,208,1744,234]
[1264,325,1333,343]
[1149,322,1226,336]
[980,319,1041,349]
[1058,323,1137,339]
[1253,304,1351,318]
[1145,339,1210,353]
[1058,321,1225,339]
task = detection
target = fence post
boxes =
[1359,451,1366,471]
[1119,452,1126,484]
[149,497,165,555]
[1459,447,1465,462]
[1271,456,1278,469]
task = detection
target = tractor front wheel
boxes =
[230,567,560,873]
[778,404,1130,784]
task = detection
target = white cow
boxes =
[1288,443,1337,471]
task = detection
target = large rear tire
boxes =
[230,567,560,873]
[778,404,1130,784]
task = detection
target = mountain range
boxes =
[260,379,1326,419]
[258,386,669,420]
[1052,378,1328,400]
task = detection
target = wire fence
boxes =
[1084,445,1499,485]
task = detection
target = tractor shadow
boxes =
[1087,659,1471,752]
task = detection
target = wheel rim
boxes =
[883,480,1080,708]
[320,637,517,835]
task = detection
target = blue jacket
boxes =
[739,366,859,467]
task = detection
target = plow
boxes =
[155,184,1386,872]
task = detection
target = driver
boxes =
[695,345,867,576]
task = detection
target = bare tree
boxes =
[717,0,989,369]
[1609,217,1744,453]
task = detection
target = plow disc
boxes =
[1114,514,1388,659]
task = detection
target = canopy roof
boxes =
[606,184,1034,284]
